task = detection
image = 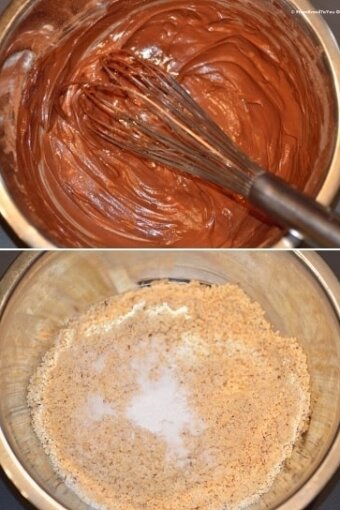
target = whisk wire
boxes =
[82,85,249,191]
[78,52,263,195]
[57,50,340,247]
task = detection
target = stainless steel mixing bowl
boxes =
[0,0,339,247]
[0,250,339,510]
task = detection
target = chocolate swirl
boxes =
[2,0,336,246]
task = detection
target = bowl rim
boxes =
[0,0,339,248]
[0,249,339,510]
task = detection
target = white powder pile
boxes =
[127,362,205,465]
[85,394,116,422]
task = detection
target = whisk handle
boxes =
[249,173,340,247]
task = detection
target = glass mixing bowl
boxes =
[0,250,339,510]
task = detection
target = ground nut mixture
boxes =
[28,281,311,510]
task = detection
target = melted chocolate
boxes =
[0,0,336,246]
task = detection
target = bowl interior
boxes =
[0,0,338,247]
[0,250,339,510]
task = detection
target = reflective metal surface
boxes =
[0,0,339,247]
[0,250,339,510]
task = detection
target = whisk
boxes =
[70,50,340,247]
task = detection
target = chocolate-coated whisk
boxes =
[74,51,340,247]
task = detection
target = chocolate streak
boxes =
[3,0,336,246]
